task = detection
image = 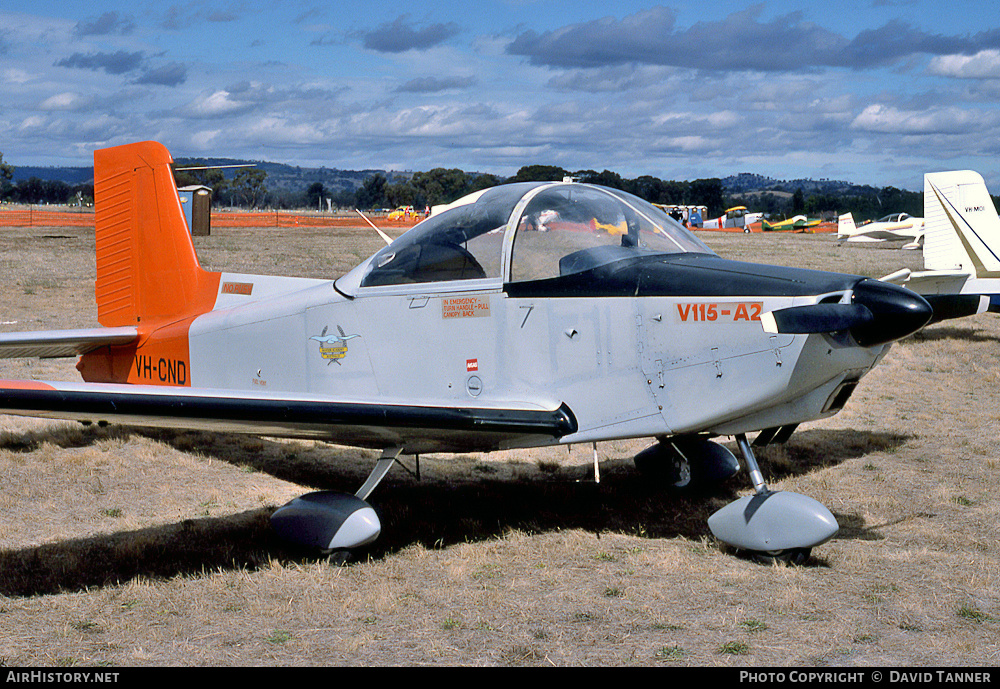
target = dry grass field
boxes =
[0,222,998,667]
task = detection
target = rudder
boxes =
[94,141,220,327]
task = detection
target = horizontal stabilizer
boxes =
[0,327,138,359]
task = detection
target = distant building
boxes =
[178,185,212,236]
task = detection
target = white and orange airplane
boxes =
[701,206,763,232]
[0,141,937,563]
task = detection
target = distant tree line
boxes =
[3,149,998,221]
[173,165,271,209]
[1,152,94,205]
[729,185,926,222]
[351,165,728,216]
[334,165,1000,222]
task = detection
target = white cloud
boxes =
[928,50,1000,79]
[18,115,46,131]
[189,129,221,149]
[39,92,85,110]
[2,68,33,85]
[850,104,990,135]
[187,90,252,117]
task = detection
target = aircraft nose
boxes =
[849,279,933,347]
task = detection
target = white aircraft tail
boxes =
[837,212,857,240]
[923,170,1000,277]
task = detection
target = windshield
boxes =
[509,184,714,283]
[360,183,540,287]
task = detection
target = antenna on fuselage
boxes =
[174,164,256,171]
[355,209,394,246]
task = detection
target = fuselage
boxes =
[162,254,886,451]
[74,180,926,454]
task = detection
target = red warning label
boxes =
[442,296,490,318]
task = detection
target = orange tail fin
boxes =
[94,141,220,327]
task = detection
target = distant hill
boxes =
[173,157,411,192]
[11,160,895,196]
[9,158,409,192]
[11,166,93,185]
[722,172,881,195]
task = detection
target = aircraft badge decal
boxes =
[310,325,360,365]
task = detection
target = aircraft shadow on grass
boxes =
[0,425,910,596]
[906,325,1000,343]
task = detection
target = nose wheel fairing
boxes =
[708,490,839,554]
[707,433,838,560]
[270,447,402,553]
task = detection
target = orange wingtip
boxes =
[0,380,58,390]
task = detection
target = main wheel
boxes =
[634,445,691,489]
[749,548,811,566]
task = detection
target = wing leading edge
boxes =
[0,379,577,454]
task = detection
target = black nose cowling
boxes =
[849,279,933,347]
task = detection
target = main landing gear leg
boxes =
[707,434,838,565]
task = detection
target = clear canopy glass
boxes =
[360,181,714,288]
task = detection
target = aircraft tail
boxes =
[837,212,857,240]
[923,170,1000,276]
[94,141,220,328]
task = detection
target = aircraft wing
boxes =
[879,268,990,321]
[847,229,913,241]
[880,268,971,291]
[0,379,577,454]
[0,327,139,359]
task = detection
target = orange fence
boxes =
[0,208,423,229]
[0,208,96,227]
[210,211,422,228]
[3,209,839,233]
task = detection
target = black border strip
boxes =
[0,387,578,438]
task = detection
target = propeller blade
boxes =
[760,303,873,335]
[761,279,932,346]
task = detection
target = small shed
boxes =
[178,185,212,236]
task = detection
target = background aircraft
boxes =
[761,215,823,232]
[701,206,763,231]
[838,211,924,249]
[0,141,933,564]
[880,170,1000,320]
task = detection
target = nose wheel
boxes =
[707,434,838,564]
[748,547,812,566]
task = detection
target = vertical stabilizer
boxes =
[94,141,220,327]
[923,171,1000,277]
[837,212,856,240]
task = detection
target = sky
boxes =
[2,1,1000,190]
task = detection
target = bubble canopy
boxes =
[358,181,715,289]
